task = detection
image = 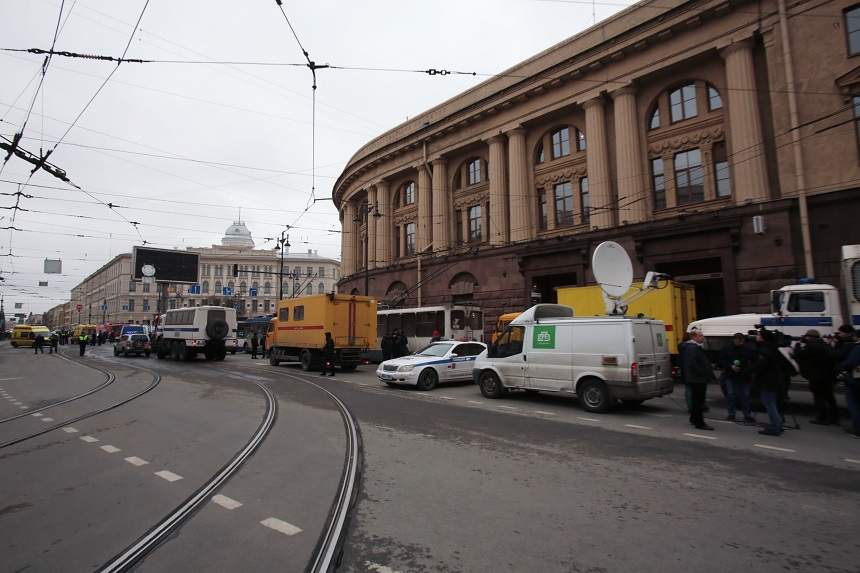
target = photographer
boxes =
[718,333,756,424]
[794,329,838,425]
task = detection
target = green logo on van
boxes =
[533,325,555,349]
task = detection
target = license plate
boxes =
[379,374,394,381]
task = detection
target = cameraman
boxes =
[794,329,838,425]
[718,333,756,424]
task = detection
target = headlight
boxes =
[397,365,415,372]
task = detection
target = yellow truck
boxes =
[556,280,696,355]
[267,293,377,371]
[72,324,98,342]
[10,325,50,348]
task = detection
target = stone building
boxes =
[335,0,860,330]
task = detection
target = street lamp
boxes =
[353,202,382,296]
[276,230,291,299]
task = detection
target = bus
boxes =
[237,315,274,353]
[368,304,483,362]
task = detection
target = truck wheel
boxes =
[184,348,195,361]
[478,371,504,398]
[216,350,226,361]
[578,378,611,413]
[300,350,312,371]
[269,352,280,367]
[416,368,438,391]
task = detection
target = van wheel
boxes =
[579,379,611,413]
[300,350,313,371]
[269,353,280,367]
[416,368,438,391]
[479,371,504,399]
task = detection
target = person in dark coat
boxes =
[681,329,716,430]
[381,333,393,361]
[719,333,756,423]
[48,332,59,354]
[33,334,45,354]
[321,331,335,376]
[794,329,838,425]
[834,326,859,437]
[753,329,786,436]
[250,332,259,359]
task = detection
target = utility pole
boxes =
[277,230,290,299]
[353,202,381,296]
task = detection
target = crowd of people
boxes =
[681,324,860,438]
[380,330,410,361]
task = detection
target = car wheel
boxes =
[579,378,611,413]
[416,368,438,391]
[478,370,504,398]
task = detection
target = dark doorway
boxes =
[655,258,725,319]
[531,273,578,304]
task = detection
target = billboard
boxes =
[132,246,199,284]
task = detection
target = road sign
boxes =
[76,304,82,311]
[101,304,108,311]
[249,287,257,297]
[188,284,201,295]
[223,287,233,296]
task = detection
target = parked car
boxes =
[377,340,487,390]
[114,334,151,358]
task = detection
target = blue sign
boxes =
[188,284,201,295]
[249,287,257,297]
[223,287,233,296]
[100,304,108,311]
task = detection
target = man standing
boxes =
[682,329,716,431]
[794,329,838,425]
[321,331,335,376]
[49,332,59,354]
[753,329,786,436]
[395,330,409,358]
[34,333,45,355]
[719,333,756,424]
[250,332,259,359]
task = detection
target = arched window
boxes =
[306,284,314,295]
[551,127,571,159]
[202,280,209,294]
[239,281,247,295]
[648,107,660,130]
[467,158,482,185]
[669,83,697,122]
[215,280,222,294]
[403,181,415,205]
[318,282,325,293]
[707,84,723,111]
[386,280,408,298]
[535,142,545,164]
[252,281,259,293]
[228,281,235,291]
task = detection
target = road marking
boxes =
[365,562,402,573]
[260,517,302,536]
[212,494,243,510]
[645,413,673,418]
[100,445,121,453]
[498,405,519,410]
[356,383,370,387]
[710,419,735,425]
[155,470,183,482]
[754,444,795,453]
[535,410,557,416]
[41,417,54,422]
[683,432,717,440]
[577,416,600,422]
[125,456,149,466]
[79,436,99,443]
[437,395,455,400]
[0,377,22,381]
[467,400,484,405]
[625,424,652,430]
[19,406,27,410]
[844,458,860,465]
[62,427,79,433]
[12,401,22,406]
[31,412,43,417]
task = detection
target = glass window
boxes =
[854,96,860,146]
[649,107,660,130]
[708,85,723,110]
[403,181,415,205]
[306,266,313,276]
[467,159,482,185]
[852,261,860,300]
[468,205,482,242]
[713,141,731,198]
[674,148,705,205]
[536,143,544,164]
[405,222,416,255]
[579,177,590,224]
[652,157,666,210]
[207,308,226,324]
[240,281,247,295]
[450,310,465,331]
[318,266,325,278]
[279,307,289,321]
[264,282,271,295]
[787,292,825,312]
[215,280,222,294]
[551,127,571,159]
[202,281,209,294]
[455,343,485,356]
[554,181,574,227]
[416,312,440,337]
[129,281,137,292]
[142,282,150,293]
[670,83,698,122]
[400,313,416,337]
[538,190,547,231]
[468,310,483,331]
[294,305,305,320]
[493,326,525,357]
[576,128,586,151]
[318,282,325,293]
[847,6,860,56]
[128,299,135,312]
[306,285,314,295]
[416,343,454,357]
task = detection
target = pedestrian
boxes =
[260,333,266,358]
[381,332,393,361]
[753,329,786,436]
[78,333,88,357]
[396,330,409,358]
[89,331,95,347]
[793,329,838,425]
[719,332,756,424]
[34,333,45,354]
[321,331,335,376]
[681,328,716,430]
[430,329,442,342]
[97,331,103,346]
[837,341,860,438]
[250,332,259,359]
[49,332,59,354]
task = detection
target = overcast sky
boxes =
[0,0,627,314]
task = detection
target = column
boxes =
[487,134,508,245]
[417,165,432,253]
[431,158,449,254]
[721,39,769,203]
[545,184,557,231]
[506,127,531,242]
[367,187,377,270]
[584,97,614,230]
[611,87,647,224]
[341,201,354,276]
[375,180,390,268]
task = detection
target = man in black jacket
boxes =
[320,332,335,376]
[719,333,756,423]
[682,329,716,430]
[794,329,837,425]
[753,329,786,436]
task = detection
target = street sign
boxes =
[44,259,61,274]
[249,287,257,297]
[38,281,48,286]
[189,284,201,295]
[76,304,82,311]
[101,304,108,311]
[223,287,233,296]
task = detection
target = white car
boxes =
[377,340,487,390]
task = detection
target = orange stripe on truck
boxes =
[277,325,324,331]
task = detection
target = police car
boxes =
[377,340,487,390]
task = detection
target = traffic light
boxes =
[232,264,239,277]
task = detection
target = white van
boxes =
[154,306,239,361]
[472,304,673,412]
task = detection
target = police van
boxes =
[154,306,239,361]
[473,304,673,412]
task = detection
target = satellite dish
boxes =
[592,241,633,298]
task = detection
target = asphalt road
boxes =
[1,342,858,572]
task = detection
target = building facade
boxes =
[60,222,340,327]
[335,0,860,331]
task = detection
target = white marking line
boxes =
[534,410,557,416]
[12,401,22,406]
[212,494,243,510]
[625,424,652,430]
[19,406,28,410]
[41,417,54,422]
[100,445,121,453]
[498,405,519,410]
[844,458,860,465]
[260,517,302,536]
[710,419,735,425]
[0,377,22,381]
[467,400,484,405]
[356,383,370,387]
[79,436,99,443]
[577,416,600,422]
[31,412,43,417]
[62,427,79,434]
[437,395,456,400]
[124,456,149,467]
[683,432,717,441]
[365,562,402,573]
[754,443,796,453]
[155,470,183,482]
[644,413,673,418]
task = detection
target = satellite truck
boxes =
[472,241,675,413]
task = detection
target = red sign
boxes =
[76,304,82,311]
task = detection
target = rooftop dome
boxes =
[222,220,255,248]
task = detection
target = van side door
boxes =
[491,326,526,388]
[525,323,574,391]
